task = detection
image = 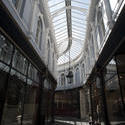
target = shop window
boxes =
[13,50,28,75]
[0,31,40,125]
[2,75,26,125]
[28,64,39,83]
[23,79,39,124]
[105,58,125,124]
[115,55,125,119]
[0,34,13,65]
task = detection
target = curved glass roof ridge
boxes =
[48,0,90,65]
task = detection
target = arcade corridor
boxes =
[0,0,125,125]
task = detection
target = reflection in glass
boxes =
[13,50,28,75]
[105,58,125,124]
[0,34,13,65]
[23,80,38,125]
[2,76,25,125]
[92,78,104,125]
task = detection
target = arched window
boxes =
[52,53,55,71]
[61,74,65,86]
[47,40,50,66]
[67,71,73,84]
[36,18,43,49]
[75,68,80,84]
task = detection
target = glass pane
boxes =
[115,55,125,123]
[0,63,9,117]
[105,58,125,124]
[12,50,28,75]
[28,64,39,83]
[91,78,105,125]
[2,76,25,125]
[23,80,39,125]
[0,33,13,65]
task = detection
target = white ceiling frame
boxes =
[72,27,85,33]
[51,5,87,19]
[72,30,85,36]
[56,32,67,38]
[72,19,86,25]
[72,34,85,40]
[72,24,86,30]
[53,20,66,27]
[55,27,67,34]
[72,16,86,21]
[52,16,66,23]
[49,1,64,8]
[56,35,68,41]
[72,37,85,42]
[72,10,87,16]
[54,24,67,31]
[72,35,85,40]
[55,30,67,36]
[55,28,67,34]
[73,25,86,31]
[56,38,69,45]
[72,0,89,6]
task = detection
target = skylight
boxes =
[48,0,90,65]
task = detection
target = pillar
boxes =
[99,69,110,125]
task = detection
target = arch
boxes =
[47,39,51,66]
[60,73,65,86]
[67,70,73,84]
[36,17,43,49]
[75,68,80,84]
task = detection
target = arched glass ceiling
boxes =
[48,0,90,65]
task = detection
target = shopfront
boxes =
[90,56,125,125]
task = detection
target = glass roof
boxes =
[48,0,90,65]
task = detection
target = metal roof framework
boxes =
[48,0,90,65]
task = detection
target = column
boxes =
[99,69,110,125]
[89,83,94,123]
